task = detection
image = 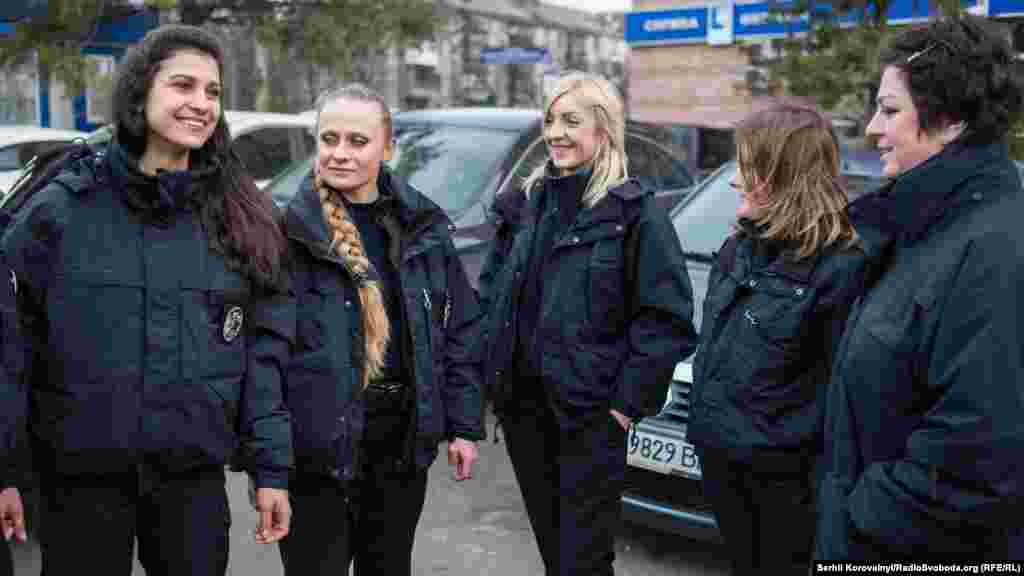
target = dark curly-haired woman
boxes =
[0,24,294,576]
[815,14,1024,561]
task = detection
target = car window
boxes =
[509,138,547,190]
[268,155,314,206]
[671,162,739,257]
[697,128,735,174]
[628,136,694,191]
[0,145,19,171]
[233,127,311,183]
[388,124,520,215]
[636,136,693,190]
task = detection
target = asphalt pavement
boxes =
[9,411,728,575]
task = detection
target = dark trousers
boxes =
[502,404,627,576]
[700,447,813,576]
[281,390,429,576]
[0,534,11,576]
[37,466,229,576]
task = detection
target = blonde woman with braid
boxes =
[478,71,698,575]
[279,84,484,576]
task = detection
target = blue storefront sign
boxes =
[734,1,809,38]
[480,47,551,65]
[627,0,1005,46]
[625,8,708,46]
[990,0,1024,17]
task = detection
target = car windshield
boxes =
[671,161,740,258]
[268,122,521,217]
[389,123,520,216]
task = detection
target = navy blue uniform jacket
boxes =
[815,141,1024,560]
[479,176,698,429]
[0,141,294,489]
[283,169,483,482]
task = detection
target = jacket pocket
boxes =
[586,237,627,333]
[544,326,622,412]
[741,277,809,352]
[815,473,856,561]
[1,296,23,378]
[180,285,246,448]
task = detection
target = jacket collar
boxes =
[108,135,219,222]
[284,166,449,264]
[731,228,818,284]
[850,140,1012,251]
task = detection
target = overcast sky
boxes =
[544,0,631,13]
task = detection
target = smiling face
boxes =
[543,90,604,176]
[142,49,221,166]
[315,97,393,203]
[865,65,952,178]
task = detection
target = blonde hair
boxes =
[734,104,859,260]
[521,71,628,208]
[313,83,392,388]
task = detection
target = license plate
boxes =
[627,427,701,478]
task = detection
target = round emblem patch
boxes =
[222,306,244,343]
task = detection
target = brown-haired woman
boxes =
[278,83,484,575]
[688,103,867,575]
[0,24,293,576]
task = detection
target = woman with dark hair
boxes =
[815,14,1024,560]
[0,24,294,576]
[278,83,483,576]
[688,104,866,576]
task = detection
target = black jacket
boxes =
[283,168,483,481]
[0,252,25,490]
[479,175,698,428]
[815,141,1024,560]
[689,232,867,461]
[0,141,295,489]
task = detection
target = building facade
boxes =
[626,0,1024,129]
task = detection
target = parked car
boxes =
[86,109,316,188]
[621,154,884,542]
[0,126,88,194]
[268,107,697,287]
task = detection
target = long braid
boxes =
[315,174,390,388]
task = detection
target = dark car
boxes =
[268,107,695,287]
[621,154,884,542]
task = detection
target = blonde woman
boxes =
[478,71,698,575]
[278,84,483,575]
[688,104,868,575]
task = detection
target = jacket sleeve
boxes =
[611,199,699,421]
[811,251,868,458]
[0,252,27,491]
[846,239,1024,552]
[0,192,65,491]
[476,218,513,326]
[441,239,485,442]
[240,285,296,490]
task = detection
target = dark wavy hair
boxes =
[878,14,1023,146]
[112,24,286,291]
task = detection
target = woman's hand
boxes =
[0,487,26,543]
[447,438,479,481]
[610,409,632,432]
[253,487,291,544]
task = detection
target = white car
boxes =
[0,126,88,194]
[86,110,317,189]
[222,110,317,188]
